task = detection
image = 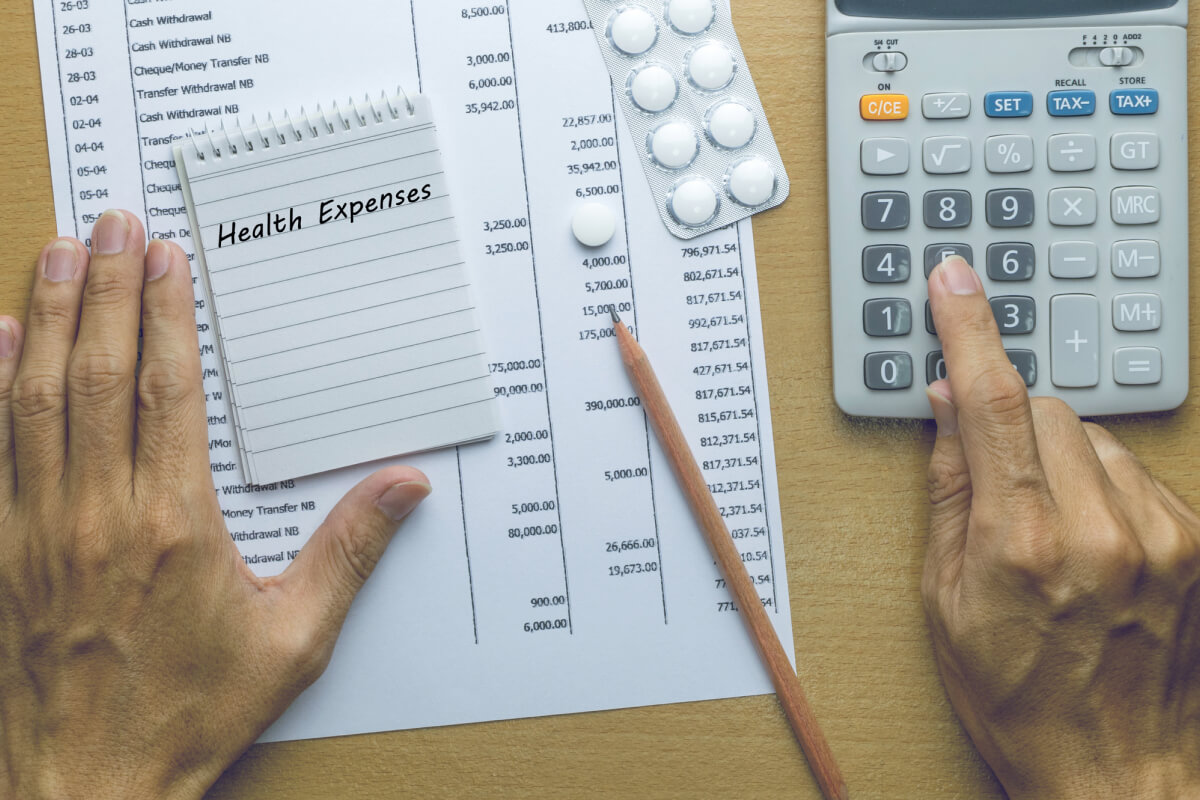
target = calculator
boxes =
[826,0,1189,418]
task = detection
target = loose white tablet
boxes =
[726,157,777,207]
[628,64,678,114]
[571,202,617,248]
[668,178,719,227]
[705,101,756,149]
[608,7,658,56]
[665,0,716,35]
[649,122,699,170]
[686,42,735,91]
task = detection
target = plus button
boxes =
[1066,330,1089,353]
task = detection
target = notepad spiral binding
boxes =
[188,87,418,162]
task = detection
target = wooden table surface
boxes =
[3,3,1199,798]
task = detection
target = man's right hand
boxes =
[922,255,1200,800]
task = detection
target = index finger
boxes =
[928,256,1048,514]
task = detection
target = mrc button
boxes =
[985,91,1033,118]
[860,94,909,120]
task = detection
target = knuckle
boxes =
[927,452,971,508]
[82,267,139,310]
[967,364,1030,420]
[1087,525,1146,587]
[995,522,1065,584]
[332,522,382,587]
[137,359,199,414]
[27,299,76,333]
[274,622,332,688]
[12,372,66,423]
[1031,396,1077,425]
[68,349,133,402]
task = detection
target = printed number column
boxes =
[49,0,143,241]
[414,2,573,641]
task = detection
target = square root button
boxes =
[1115,348,1162,385]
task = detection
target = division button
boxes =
[1049,241,1098,279]
[860,137,909,175]
[864,352,913,390]
[922,92,970,119]
[1048,134,1097,172]
[985,91,1034,118]
[1051,294,1101,388]
[1049,187,1097,226]
[1114,347,1162,385]
[1112,186,1160,224]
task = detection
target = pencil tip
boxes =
[610,307,621,324]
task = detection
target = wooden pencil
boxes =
[611,310,848,800]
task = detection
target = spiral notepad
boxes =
[175,91,500,485]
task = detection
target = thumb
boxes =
[924,380,971,605]
[284,466,431,629]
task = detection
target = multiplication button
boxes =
[1049,188,1097,226]
[1051,294,1100,388]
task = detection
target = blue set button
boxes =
[1047,90,1096,117]
[1111,89,1159,115]
[985,92,1034,118]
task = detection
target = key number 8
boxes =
[939,196,957,223]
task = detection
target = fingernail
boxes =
[0,322,14,360]
[377,481,432,522]
[44,240,80,282]
[938,255,982,296]
[926,386,959,438]
[145,240,171,282]
[92,210,130,255]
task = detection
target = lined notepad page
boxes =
[176,96,499,485]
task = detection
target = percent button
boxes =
[985,135,1033,174]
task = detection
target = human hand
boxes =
[0,211,431,800]
[922,256,1200,800]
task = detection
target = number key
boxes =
[865,352,913,390]
[924,190,971,228]
[986,243,1035,281]
[986,189,1035,227]
[924,244,972,278]
[862,245,911,283]
[864,298,912,336]
[990,296,1036,334]
[862,191,910,230]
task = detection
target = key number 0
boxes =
[880,358,899,385]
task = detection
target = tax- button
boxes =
[985,91,1033,118]
[861,94,909,120]
[1047,90,1096,117]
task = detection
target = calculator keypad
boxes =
[829,24,1188,417]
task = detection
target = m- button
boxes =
[860,94,909,120]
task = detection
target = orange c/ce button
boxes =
[860,94,909,120]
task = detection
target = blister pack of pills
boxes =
[581,0,790,240]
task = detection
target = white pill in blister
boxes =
[628,64,678,113]
[726,157,777,207]
[705,101,756,149]
[608,7,659,56]
[669,177,720,227]
[572,202,617,248]
[686,42,736,91]
[649,122,699,170]
[665,0,716,35]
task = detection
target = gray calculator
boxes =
[826,0,1189,418]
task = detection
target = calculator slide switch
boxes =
[869,52,907,72]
